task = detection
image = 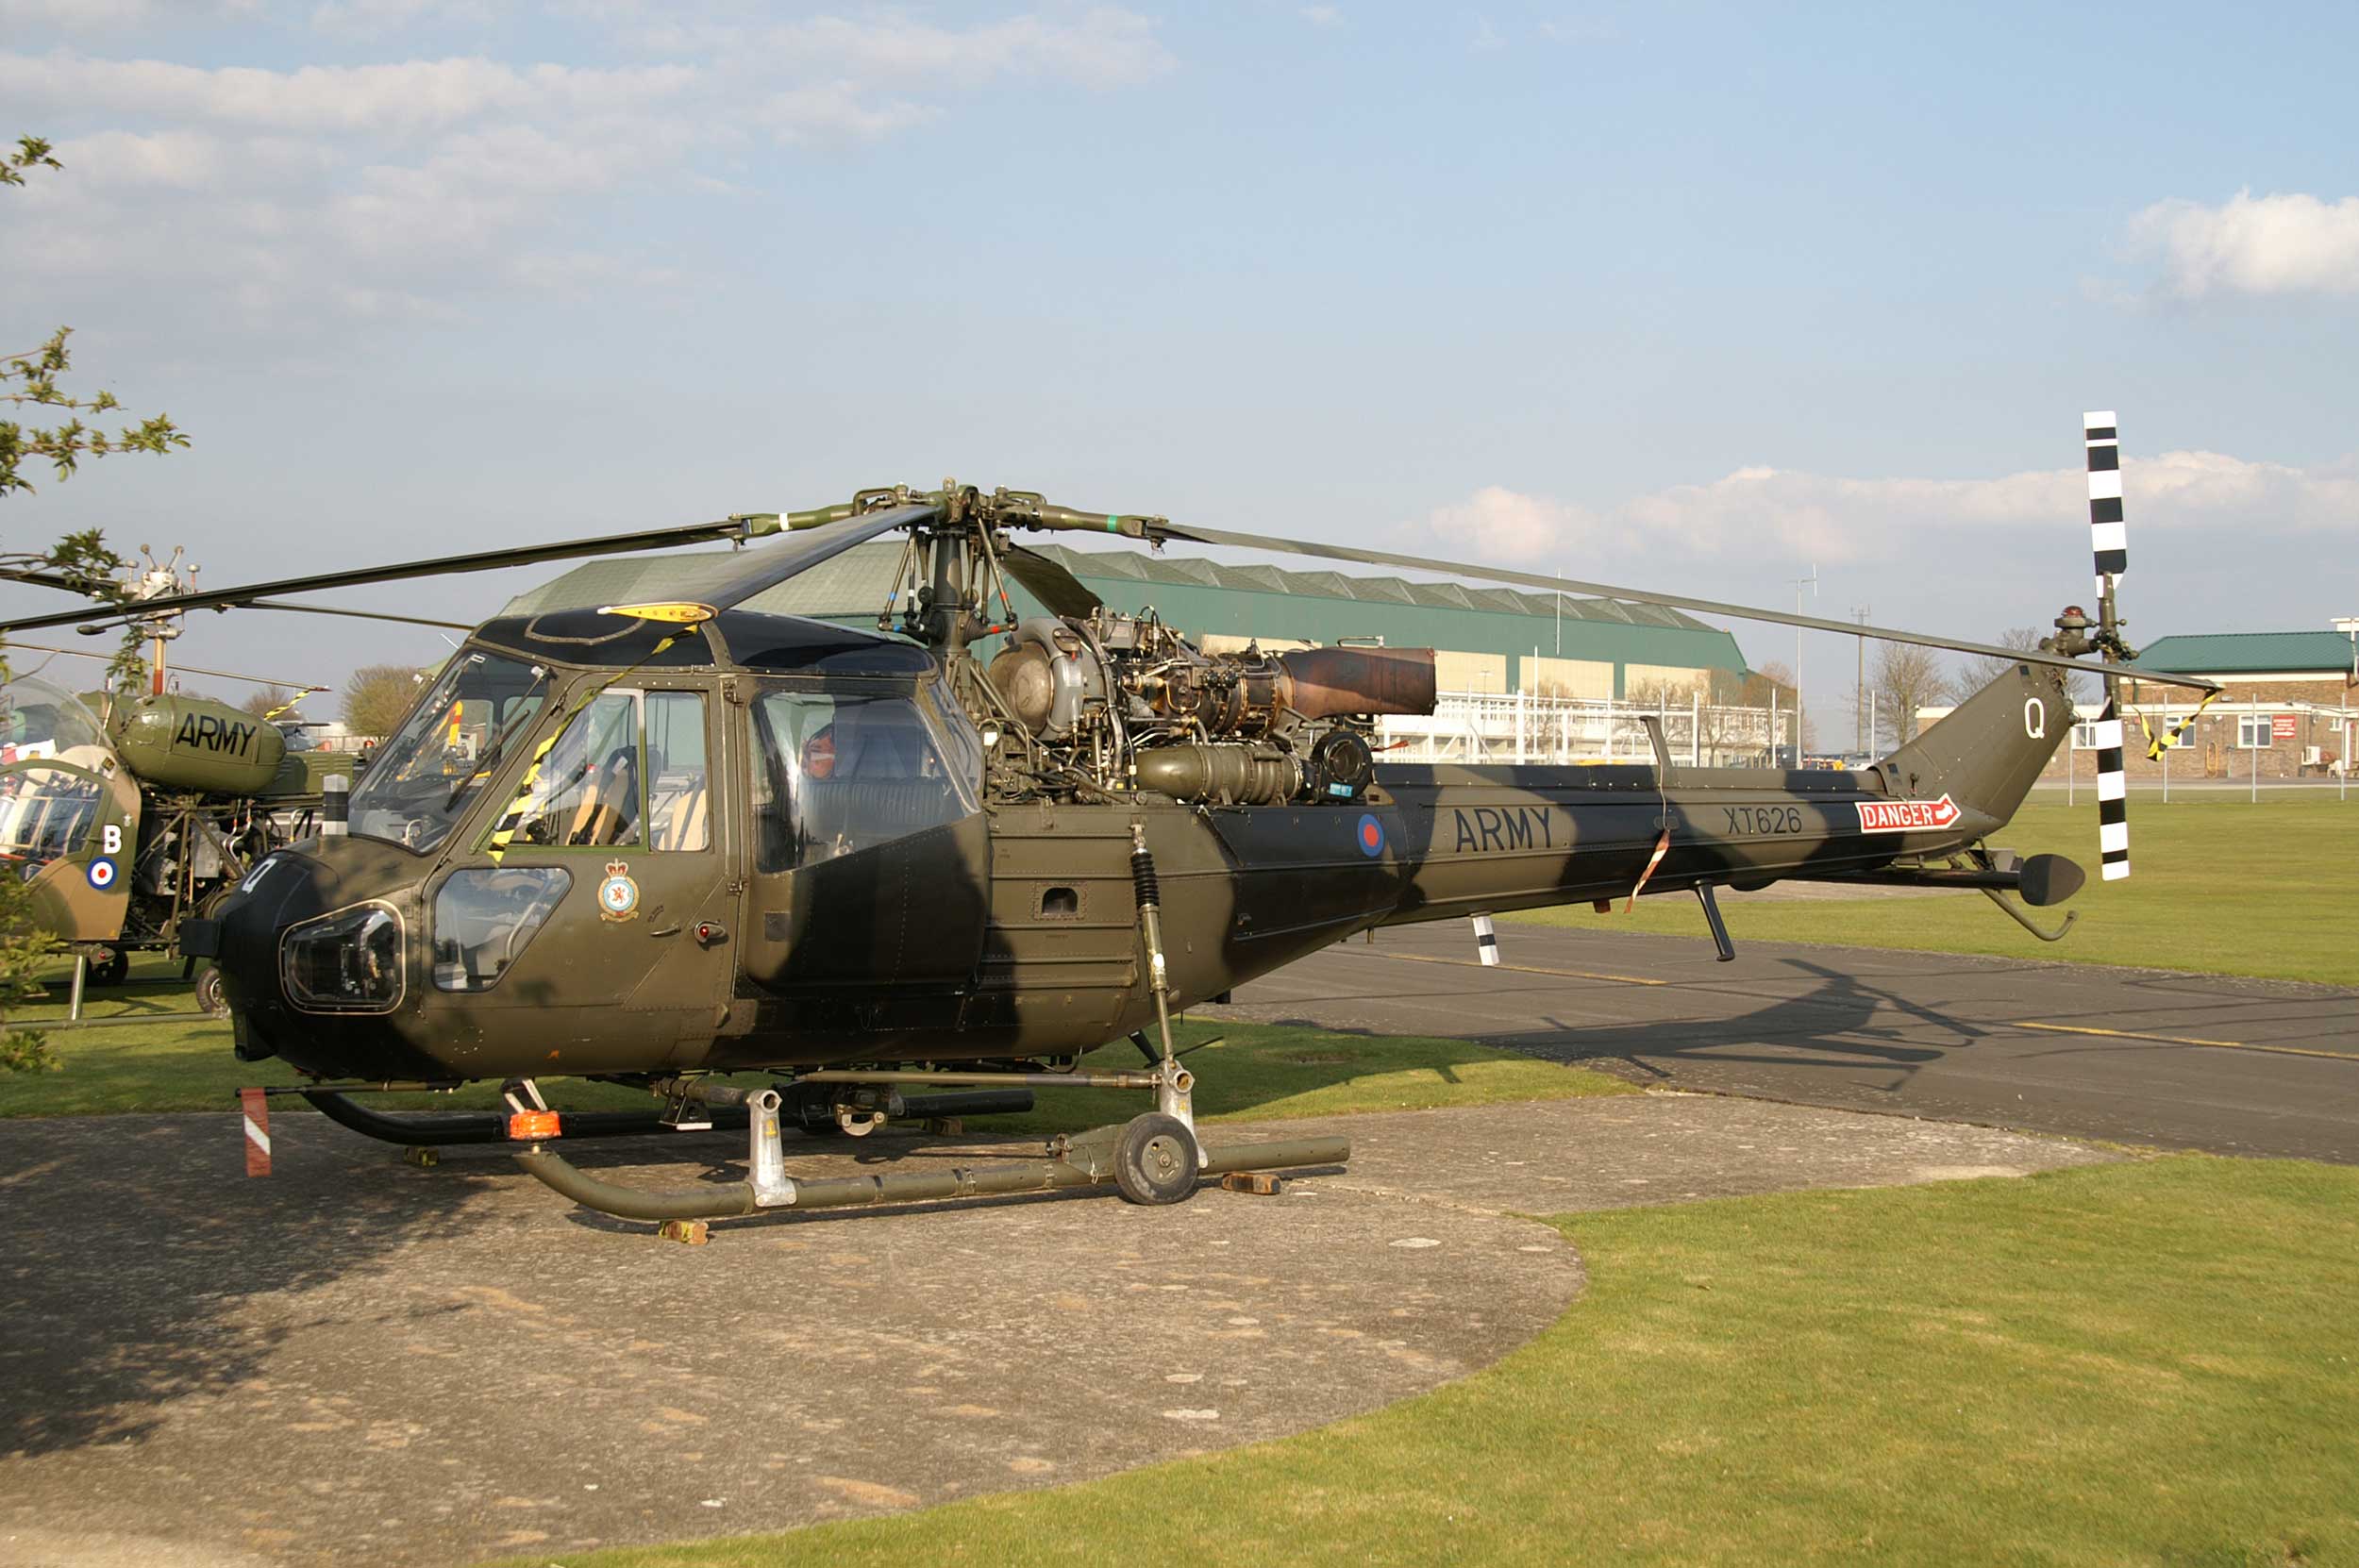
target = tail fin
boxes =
[1880,662,2072,827]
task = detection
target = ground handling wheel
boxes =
[93,947,130,988]
[194,965,228,1019]
[1113,1112,1200,1207]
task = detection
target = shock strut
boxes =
[1129,824,1176,1063]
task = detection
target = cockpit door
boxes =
[737,681,988,1016]
[423,681,737,1069]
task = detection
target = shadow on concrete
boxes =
[1268,959,1995,1086]
[0,1115,510,1459]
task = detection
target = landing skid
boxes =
[301,1084,1037,1149]
[303,1090,745,1147]
[512,1085,1348,1228]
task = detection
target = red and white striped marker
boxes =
[241,1087,272,1177]
[1627,829,1673,913]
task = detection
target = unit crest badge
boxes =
[597,859,641,922]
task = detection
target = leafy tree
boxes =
[343,665,426,740]
[3,134,192,1069]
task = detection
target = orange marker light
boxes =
[508,1109,561,1141]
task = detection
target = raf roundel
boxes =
[86,858,118,891]
[1355,813,1386,859]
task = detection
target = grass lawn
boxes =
[0,957,1627,1121]
[517,1156,2359,1568]
[1508,794,2359,986]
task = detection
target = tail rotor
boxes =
[2083,410,2131,882]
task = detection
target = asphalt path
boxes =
[1200,923,2359,1162]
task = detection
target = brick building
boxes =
[2107,631,2358,781]
[1919,628,2358,782]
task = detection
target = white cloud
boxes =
[758,8,1174,90]
[1418,485,1616,562]
[573,6,1173,90]
[1414,451,2359,569]
[1300,6,1344,27]
[0,7,1175,332]
[2130,190,2359,300]
[0,53,697,139]
[757,80,937,143]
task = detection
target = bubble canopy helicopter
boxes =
[8,425,2215,1225]
[0,547,468,993]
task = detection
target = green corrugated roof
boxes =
[2138,631,2358,676]
[1035,544,1719,629]
[497,539,1752,692]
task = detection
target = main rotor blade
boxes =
[1148,523,2221,694]
[3,640,327,690]
[0,564,96,595]
[598,504,938,621]
[998,544,1103,619]
[0,513,791,638]
[243,601,477,632]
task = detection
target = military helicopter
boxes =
[5,414,2214,1227]
[0,547,470,1004]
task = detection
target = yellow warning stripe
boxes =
[2009,1020,2356,1062]
[1371,949,1668,987]
[481,633,682,864]
[2134,689,2221,760]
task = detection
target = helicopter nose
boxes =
[192,849,343,1061]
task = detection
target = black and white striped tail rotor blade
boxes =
[2094,697,2130,881]
[2084,410,2126,586]
[2086,409,2130,881]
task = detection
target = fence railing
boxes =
[1376,690,1791,769]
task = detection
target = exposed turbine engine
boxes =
[984,609,1436,806]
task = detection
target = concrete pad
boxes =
[1,1097,2103,1566]
[1287,1093,2115,1212]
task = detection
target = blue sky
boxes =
[2,1,2353,725]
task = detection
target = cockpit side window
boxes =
[488,688,713,853]
[0,764,103,869]
[505,693,644,849]
[746,686,975,873]
[644,692,710,852]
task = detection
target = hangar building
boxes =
[504,541,1755,703]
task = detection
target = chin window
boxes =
[280,902,405,1014]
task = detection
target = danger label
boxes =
[1856,795,1962,834]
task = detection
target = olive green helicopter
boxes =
[0,546,475,1003]
[2,416,2217,1230]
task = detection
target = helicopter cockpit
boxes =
[0,676,118,863]
[0,674,140,938]
[210,608,994,1078]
